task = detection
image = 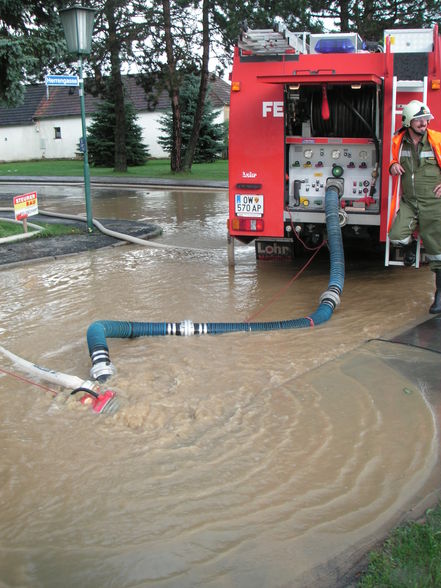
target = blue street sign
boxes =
[45,75,79,87]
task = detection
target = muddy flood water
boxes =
[0,184,440,587]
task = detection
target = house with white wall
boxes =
[0,76,230,163]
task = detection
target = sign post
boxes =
[13,191,39,233]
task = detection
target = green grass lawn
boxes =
[357,504,441,587]
[0,158,228,181]
[0,220,83,239]
[0,220,34,238]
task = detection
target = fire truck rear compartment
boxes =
[284,83,381,249]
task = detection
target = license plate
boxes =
[235,194,264,217]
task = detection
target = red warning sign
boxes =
[13,191,38,220]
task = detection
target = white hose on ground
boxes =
[0,208,214,252]
[93,217,208,251]
[0,216,44,244]
[0,344,85,390]
[28,209,210,252]
[0,344,120,415]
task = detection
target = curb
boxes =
[0,175,228,191]
[0,215,163,269]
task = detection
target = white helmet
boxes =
[402,100,433,127]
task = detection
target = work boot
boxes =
[429,269,441,314]
[403,240,417,266]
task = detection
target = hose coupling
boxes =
[319,288,341,309]
[179,320,195,336]
[90,348,116,382]
[325,178,344,197]
[338,209,348,227]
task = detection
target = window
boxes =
[54,127,61,139]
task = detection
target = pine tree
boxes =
[87,99,149,167]
[158,74,225,164]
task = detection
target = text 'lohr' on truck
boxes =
[227,23,441,265]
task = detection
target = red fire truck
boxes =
[227,23,441,265]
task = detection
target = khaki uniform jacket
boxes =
[387,128,441,232]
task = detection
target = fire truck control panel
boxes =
[287,139,379,214]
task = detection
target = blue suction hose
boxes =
[87,182,345,382]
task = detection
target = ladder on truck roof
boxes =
[238,22,309,55]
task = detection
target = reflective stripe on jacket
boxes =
[387,128,441,232]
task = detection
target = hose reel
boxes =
[311,85,377,137]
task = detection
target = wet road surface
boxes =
[0,182,440,587]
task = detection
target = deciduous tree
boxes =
[158,73,224,163]
[85,0,149,172]
[0,0,64,105]
[308,0,440,40]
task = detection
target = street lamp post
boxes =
[59,6,96,232]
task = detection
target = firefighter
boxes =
[388,99,441,314]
